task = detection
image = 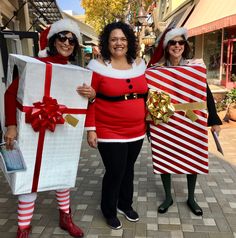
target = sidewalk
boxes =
[0,124,236,238]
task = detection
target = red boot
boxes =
[16,226,31,238]
[59,209,84,237]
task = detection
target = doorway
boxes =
[221,38,236,88]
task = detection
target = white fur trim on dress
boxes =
[85,127,96,131]
[48,19,81,42]
[87,59,146,79]
[163,28,188,49]
[98,134,145,142]
[38,48,48,57]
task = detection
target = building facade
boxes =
[155,0,236,90]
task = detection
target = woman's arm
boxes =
[206,84,222,134]
[76,83,96,100]
[5,77,19,126]
[87,131,97,148]
[4,77,19,149]
[84,69,101,148]
[207,84,222,127]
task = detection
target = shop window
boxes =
[224,26,236,40]
[203,30,222,82]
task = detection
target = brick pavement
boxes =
[0,125,236,238]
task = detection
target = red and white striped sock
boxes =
[17,193,37,229]
[56,189,70,214]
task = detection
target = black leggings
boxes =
[98,139,143,219]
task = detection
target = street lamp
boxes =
[135,1,147,57]
[136,4,147,25]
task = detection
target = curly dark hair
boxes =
[164,35,191,61]
[99,21,138,64]
[47,31,79,61]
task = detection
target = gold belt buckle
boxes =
[124,94,129,100]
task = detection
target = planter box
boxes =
[228,103,236,121]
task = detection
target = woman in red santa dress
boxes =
[147,27,222,216]
[4,19,95,238]
[85,21,148,230]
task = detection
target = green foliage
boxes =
[81,0,154,34]
[215,101,227,113]
[216,87,236,112]
[224,87,236,104]
[81,0,128,33]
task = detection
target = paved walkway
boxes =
[0,124,236,238]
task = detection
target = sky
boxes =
[56,0,85,15]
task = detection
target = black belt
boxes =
[96,92,147,101]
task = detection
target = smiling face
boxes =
[167,35,185,63]
[108,29,128,59]
[54,32,75,57]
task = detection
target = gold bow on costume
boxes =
[146,90,175,125]
[146,89,207,125]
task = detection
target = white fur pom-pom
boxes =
[38,49,48,58]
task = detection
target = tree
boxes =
[81,0,127,33]
[81,0,155,33]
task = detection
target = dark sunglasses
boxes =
[168,40,186,46]
[57,33,77,46]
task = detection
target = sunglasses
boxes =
[168,40,186,46]
[57,33,77,46]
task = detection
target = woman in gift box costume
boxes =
[85,21,147,229]
[147,27,222,216]
[4,19,95,238]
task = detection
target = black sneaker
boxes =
[117,208,139,222]
[106,217,122,229]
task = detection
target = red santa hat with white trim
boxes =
[147,27,188,67]
[163,27,188,49]
[38,18,81,57]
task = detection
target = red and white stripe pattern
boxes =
[18,193,37,229]
[56,189,70,213]
[146,65,208,174]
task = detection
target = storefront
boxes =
[203,30,222,84]
[183,0,236,89]
[221,26,236,88]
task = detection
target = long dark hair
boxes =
[164,35,191,61]
[99,21,138,64]
[47,31,79,61]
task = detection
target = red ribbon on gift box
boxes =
[25,96,66,132]
[16,63,87,192]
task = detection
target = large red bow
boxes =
[25,96,66,132]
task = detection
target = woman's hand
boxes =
[4,125,17,150]
[211,125,221,135]
[87,131,97,148]
[77,83,96,100]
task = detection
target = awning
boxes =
[0,0,62,31]
[160,0,195,30]
[27,0,62,30]
[184,0,236,37]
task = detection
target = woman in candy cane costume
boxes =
[147,27,222,216]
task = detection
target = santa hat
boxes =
[163,27,188,49]
[147,27,173,67]
[38,18,81,57]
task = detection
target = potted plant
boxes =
[215,99,227,121]
[224,87,236,121]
